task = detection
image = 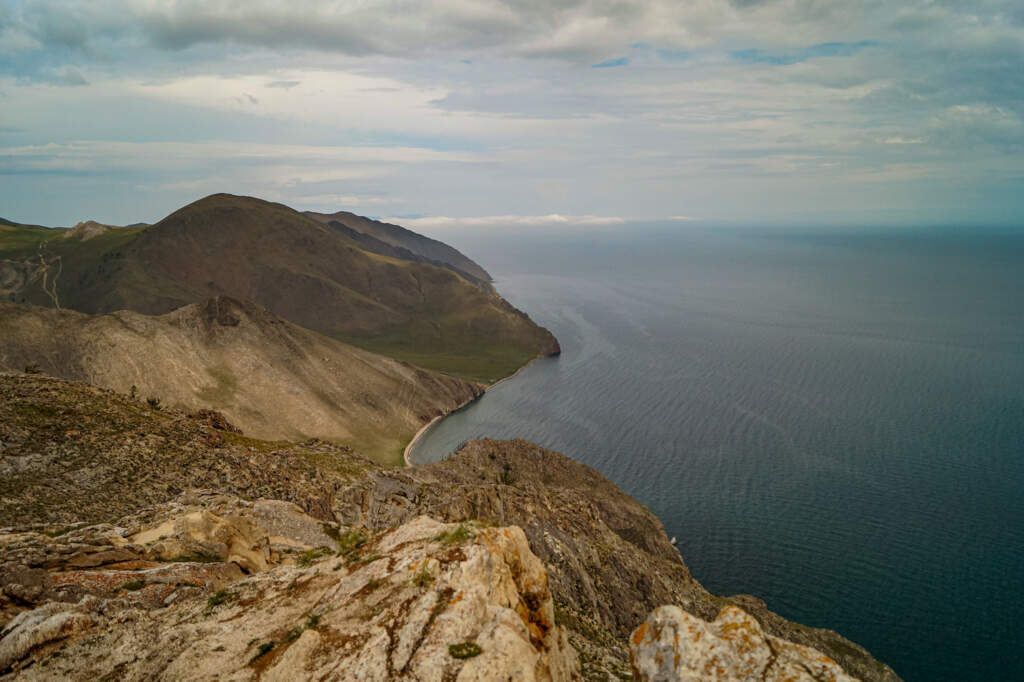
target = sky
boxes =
[1,0,1023,229]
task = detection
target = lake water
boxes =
[408,225,1024,680]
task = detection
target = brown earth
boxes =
[0,297,482,465]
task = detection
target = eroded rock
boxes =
[630,605,858,682]
[0,516,581,681]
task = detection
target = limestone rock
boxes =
[630,605,858,682]
[0,602,94,671]
[0,516,581,680]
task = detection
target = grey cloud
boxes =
[57,65,88,86]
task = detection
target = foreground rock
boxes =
[0,374,900,681]
[336,438,901,682]
[1,506,580,680]
[630,605,857,681]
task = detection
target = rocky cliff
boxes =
[0,374,900,680]
[0,498,580,680]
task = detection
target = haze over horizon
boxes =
[2,0,1023,228]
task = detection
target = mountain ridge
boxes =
[0,194,557,383]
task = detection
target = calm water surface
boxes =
[409,226,1024,681]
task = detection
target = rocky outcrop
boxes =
[630,605,858,682]
[329,438,900,682]
[0,375,899,681]
[0,509,580,680]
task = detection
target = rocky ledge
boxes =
[0,374,900,680]
[1,496,579,679]
[0,493,862,681]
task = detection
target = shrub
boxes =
[449,642,482,659]
[146,396,161,410]
[297,547,330,567]
[413,565,434,588]
[206,589,232,609]
[433,523,474,546]
[121,579,146,591]
[24,364,41,374]
[337,529,368,562]
[252,642,274,661]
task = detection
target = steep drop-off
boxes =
[0,374,900,681]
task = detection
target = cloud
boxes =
[384,214,627,229]
[55,65,88,86]
[1,1,1023,226]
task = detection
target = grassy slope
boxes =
[0,223,151,309]
[0,196,557,384]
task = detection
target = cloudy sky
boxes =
[2,0,1022,228]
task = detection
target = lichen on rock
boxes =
[630,604,859,682]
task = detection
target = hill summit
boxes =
[0,194,558,382]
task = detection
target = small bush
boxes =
[306,613,321,628]
[449,642,482,659]
[297,547,330,567]
[498,462,514,485]
[252,642,274,661]
[364,577,384,591]
[337,529,368,561]
[24,364,42,374]
[413,565,434,588]
[207,589,232,609]
[434,523,474,546]
[121,579,146,591]
[146,396,162,410]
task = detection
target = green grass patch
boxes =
[296,547,331,567]
[433,523,475,546]
[206,589,233,610]
[412,565,434,588]
[336,529,368,562]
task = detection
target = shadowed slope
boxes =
[0,195,558,382]
[304,209,494,291]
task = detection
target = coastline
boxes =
[402,355,545,467]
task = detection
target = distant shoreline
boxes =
[402,356,544,467]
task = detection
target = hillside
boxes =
[304,209,494,291]
[0,195,558,382]
[0,373,900,681]
[0,298,481,465]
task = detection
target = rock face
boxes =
[0,374,900,681]
[0,507,580,681]
[330,438,901,682]
[630,605,858,682]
